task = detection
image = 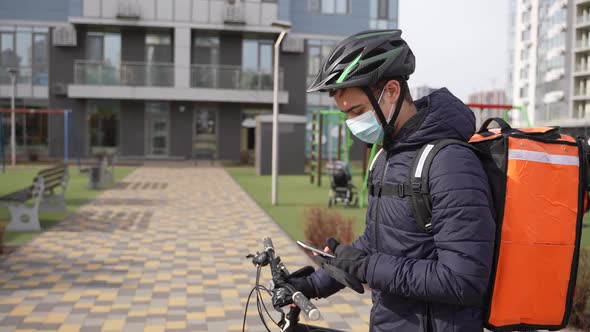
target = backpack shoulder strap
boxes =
[410,138,476,233]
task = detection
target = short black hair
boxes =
[369,78,413,104]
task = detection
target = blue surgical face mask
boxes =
[345,88,394,144]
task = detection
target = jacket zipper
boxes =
[373,151,391,252]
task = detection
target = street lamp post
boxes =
[7,67,18,167]
[271,20,291,206]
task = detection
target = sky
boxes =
[399,0,510,101]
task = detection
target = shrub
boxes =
[570,248,590,329]
[303,207,355,250]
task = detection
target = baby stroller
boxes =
[327,160,358,208]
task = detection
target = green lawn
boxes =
[228,167,590,247]
[226,167,368,241]
[0,165,135,244]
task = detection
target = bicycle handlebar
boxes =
[259,236,321,322]
[263,236,275,254]
[292,291,320,321]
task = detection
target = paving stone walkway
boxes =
[0,166,371,331]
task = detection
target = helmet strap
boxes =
[361,80,406,149]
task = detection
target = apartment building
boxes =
[0,0,399,162]
[511,0,572,126]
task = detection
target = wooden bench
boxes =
[0,164,69,232]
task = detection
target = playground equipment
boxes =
[309,104,530,209]
[309,110,353,187]
[0,108,81,173]
[466,103,532,127]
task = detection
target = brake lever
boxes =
[246,251,270,267]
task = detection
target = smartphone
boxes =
[296,241,336,258]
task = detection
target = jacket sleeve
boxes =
[309,216,374,298]
[365,145,496,306]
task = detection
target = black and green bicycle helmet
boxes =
[306,29,415,93]
[307,29,416,150]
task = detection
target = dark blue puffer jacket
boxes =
[310,88,496,332]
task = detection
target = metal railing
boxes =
[191,64,283,90]
[74,60,174,87]
[576,64,590,72]
[0,66,49,86]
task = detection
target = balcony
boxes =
[191,65,283,91]
[68,62,289,104]
[578,15,590,27]
[576,39,590,51]
[73,60,174,87]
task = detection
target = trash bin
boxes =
[89,167,102,190]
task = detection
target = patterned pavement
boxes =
[0,166,371,331]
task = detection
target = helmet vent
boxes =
[328,46,345,65]
[351,59,385,78]
[340,48,363,65]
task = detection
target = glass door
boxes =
[146,102,170,157]
[193,107,217,157]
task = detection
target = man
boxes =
[289,29,496,331]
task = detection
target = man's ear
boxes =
[384,80,400,100]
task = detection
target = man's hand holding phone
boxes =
[296,240,336,258]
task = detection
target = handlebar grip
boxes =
[263,237,275,253]
[292,292,320,321]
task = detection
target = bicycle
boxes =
[242,236,346,332]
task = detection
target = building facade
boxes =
[511,0,572,127]
[0,0,398,162]
[572,0,590,130]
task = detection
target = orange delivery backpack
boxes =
[409,117,589,331]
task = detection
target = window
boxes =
[370,0,397,29]
[307,40,337,86]
[86,32,121,64]
[519,86,528,98]
[145,31,173,87]
[1,112,48,149]
[0,29,16,84]
[32,33,48,85]
[242,38,274,89]
[146,32,172,63]
[192,31,221,88]
[377,0,389,20]
[85,31,121,84]
[192,31,219,65]
[0,26,48,86]
[16,28,32,83]
[88,100,120,149]
[309,0,349,15]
